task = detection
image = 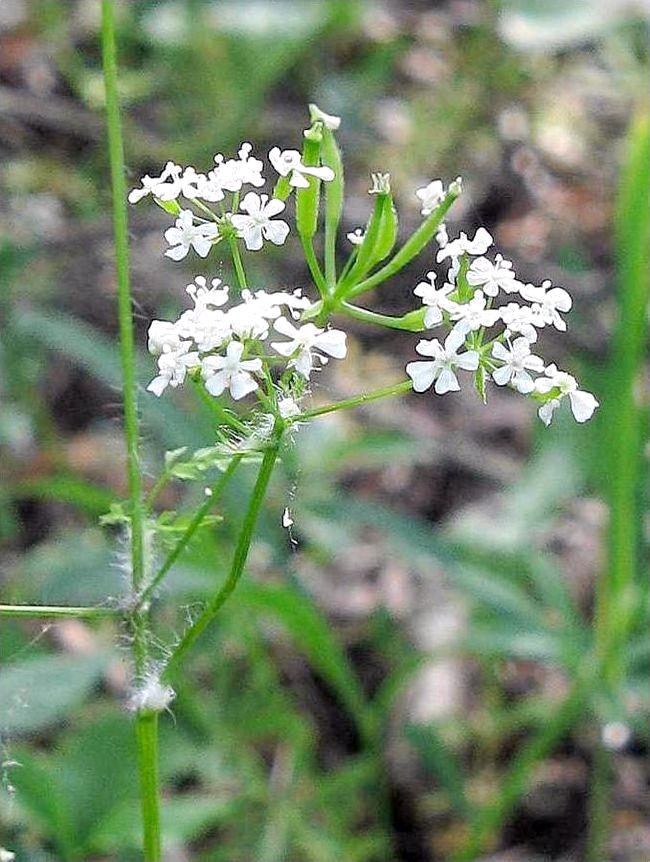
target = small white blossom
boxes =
[148,319,181,355]
[186,276,229,309]
[406,328,479,395]
[230,192,290,251]
[213,143,265,192]
[449,290,501,335]
[271,318,347,378]
[491,337,544,393]
[0,848,16,861]
[147,342,199,396]
[520,280,572,331]
[347,228,366,246]
[128,160,180,204]
[499,302,539,343]
[535,364,599,425]
[268,147,334,188]
[437,227,493,262]
[164,209,218,260]
[413,271,456,328]
[602,721,631,751]
[201,341,262,400]
[415,179,445,216]
[467,254,521,296]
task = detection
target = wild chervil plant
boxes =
[0,4,600,861]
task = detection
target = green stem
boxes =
[135,712,162,862]
[290,380,413,424]
[164,432,282,675]
[339,301,426,332]
[346,189,458,300]
[101,5,160,860]
[139,455,243,607]
[192,377,249,435]
[301,236,329,297]
[228,236,248,291]
[0,604,119,619]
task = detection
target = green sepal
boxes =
[474,364,488,404]
[154,197,181,216]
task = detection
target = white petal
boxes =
[263,198,286,217]
[243,225,263,251]
[263,219,290,246]
[492,341,510,361]
[512,369,535,394]
[271,340,298,357]
[569,390,599,423]
[423,307,443,328]
[229,371,258,400]
[147,375,169,396]
[165,244,189,261]
[434,367,460,394]
[492,365,512,386]
[204,371,228,397]
[289,170,310,189]
[274,317,300,338]
[315,329,347,359]
[192,236,213,257]
[406,360,437,392]
[455,350,479,372]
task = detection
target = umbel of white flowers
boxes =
[128,111,598,428]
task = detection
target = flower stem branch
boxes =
[135,711,162,862]
[164,431,282,675]
[339,301,426,332]
[139,455,243,608]
[290,379,413,424]
[228,236,248,291]
[0,604,119,619]
[301,236,329,297]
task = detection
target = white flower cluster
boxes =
[130,111,597,430]
[146,276,347,400]
[129,141,336,258]
[406,227,598,424]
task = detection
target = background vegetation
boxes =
[0,1,648,860]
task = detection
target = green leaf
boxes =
[0,651,113,735]
[238,581,369,736]
[406,723,470,817]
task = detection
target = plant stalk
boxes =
[290,379,413,423]
[0,604,119,618]
[165,432,282,675]
[101,3,161,859]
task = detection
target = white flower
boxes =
[147,342,199,396]
[268,147,334,189]
[534,364,599,425]
[241,288,310,321]
[436,223,449,247]
[147,320,181,355]
[406,328,479,395]
[415,179,445,216]
[309,104,341,129]
[520,280,572,331]
[449,290,501,334]
[213,143,265,192]
[499,302,539,343]
[436,227,493,262]
[467,254,521,296]
[413,271,456,328]
[230,192,290,251]
[186,275,230,310]
[271,318,347,378]
[201,341,262,400]
[164,210,218,260]
[128,161,181,204]
[278,396,301,418]
[347,228,366,246]
[491,337,544,393]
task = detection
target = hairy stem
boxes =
[290,379,413,423]
[101,3,160,859]
[0,604,119,618]
[135,712,162,862]
[165,432,282,675]
[139,455,243,607]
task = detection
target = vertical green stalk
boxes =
[101,3,161,859]
[590,110,649,862]
[136,713,162,862]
